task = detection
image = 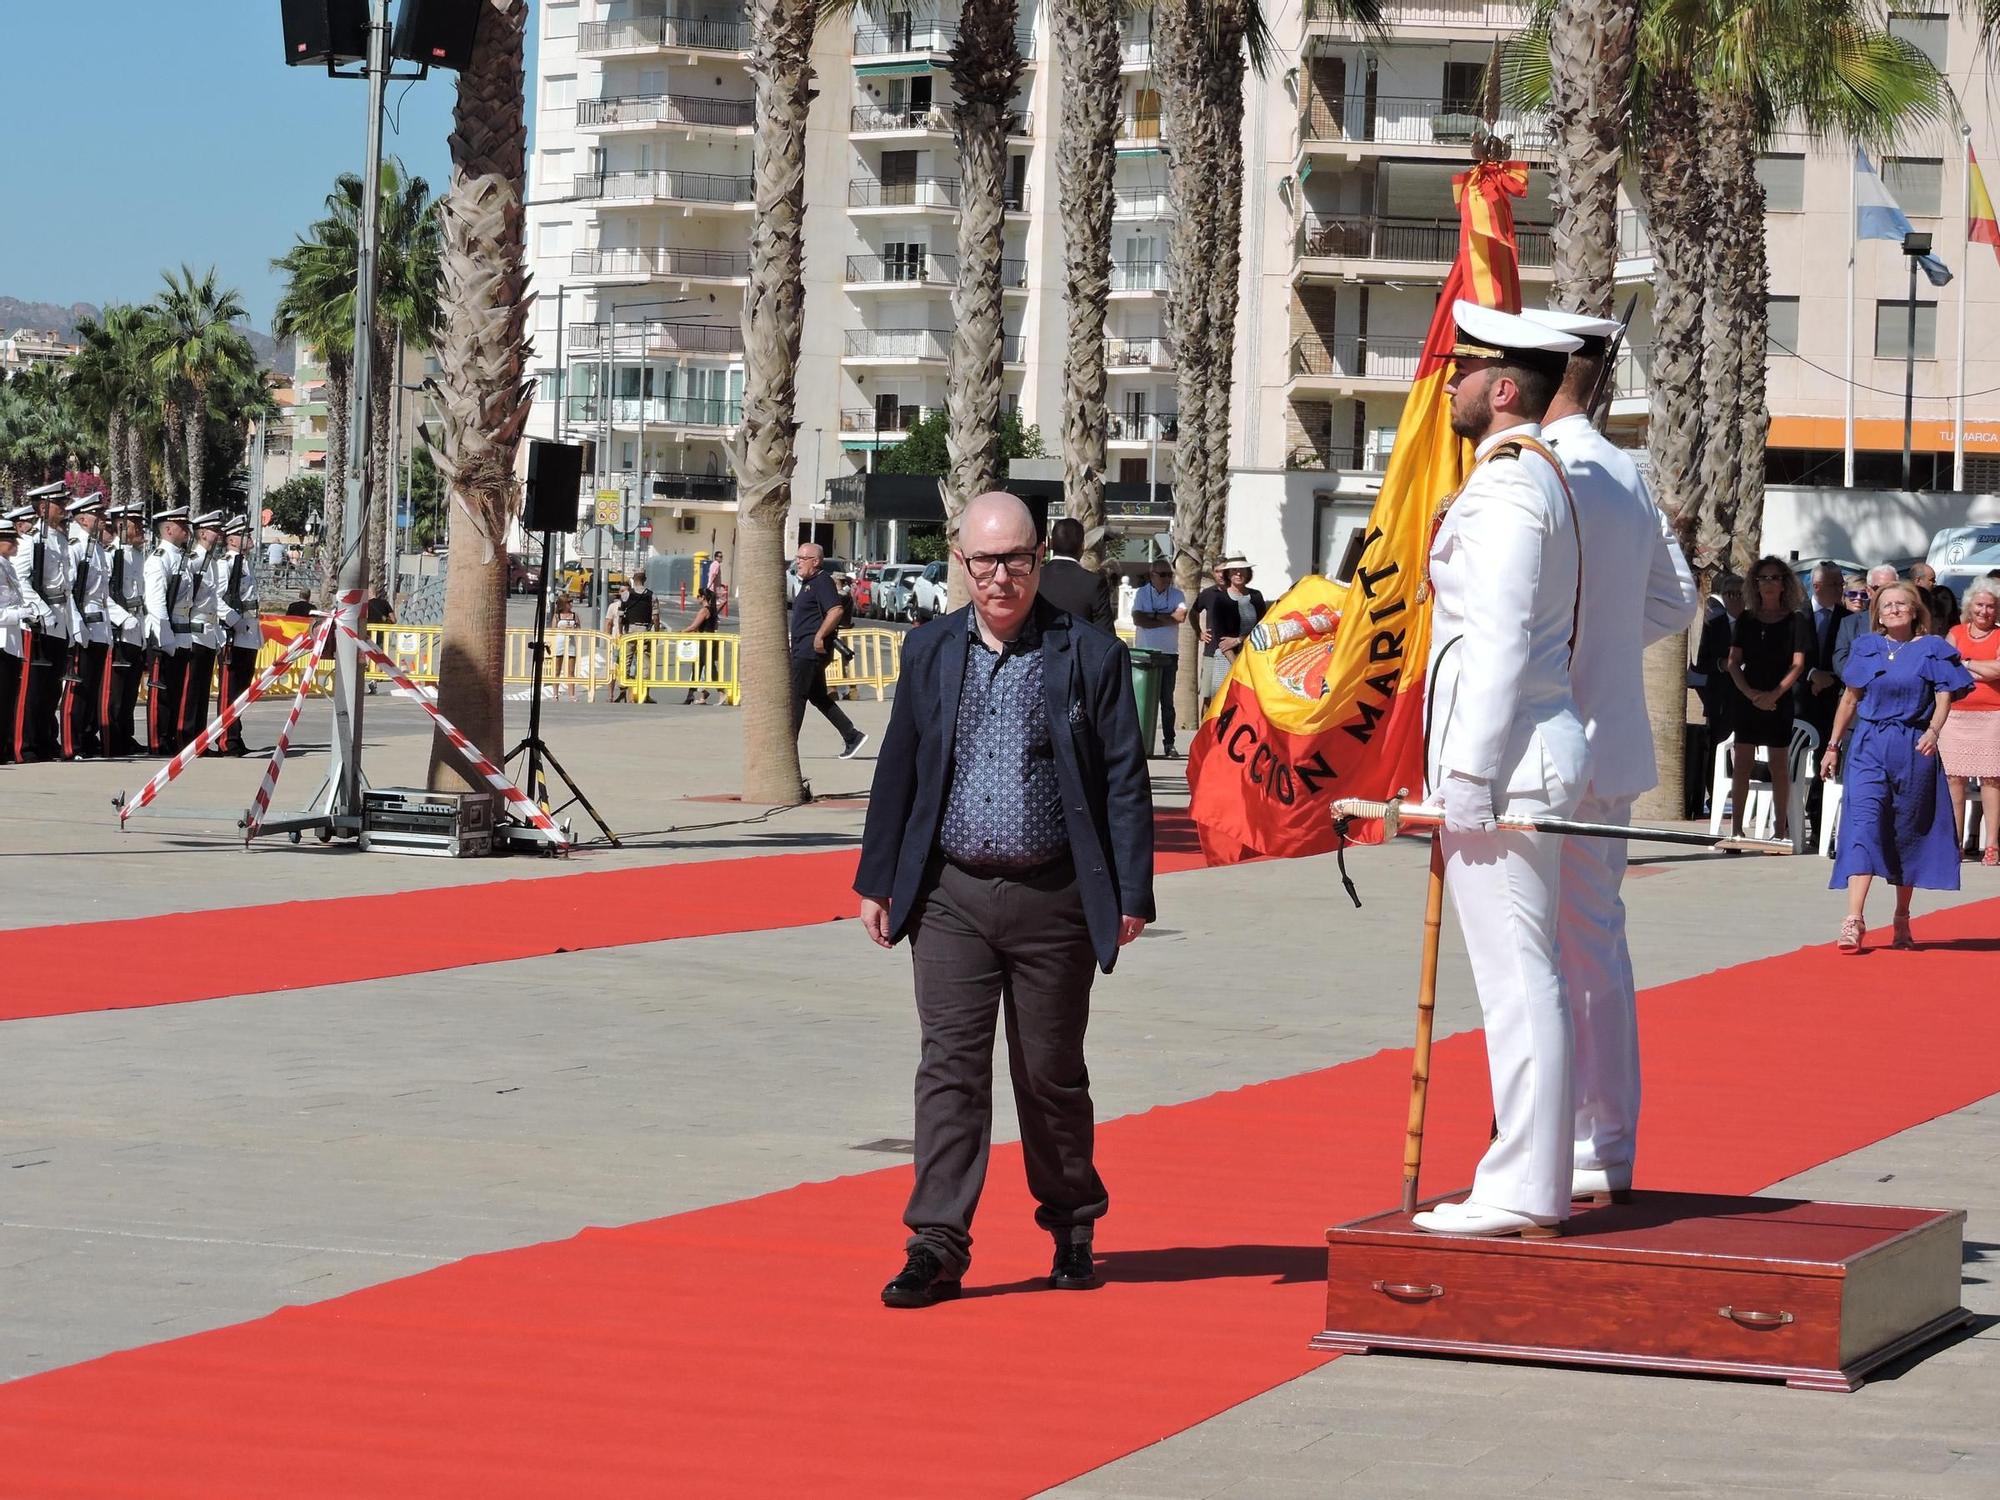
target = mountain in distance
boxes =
[0,295,290,374]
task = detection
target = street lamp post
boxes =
[1901,230,1931,492]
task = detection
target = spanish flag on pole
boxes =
[1186,160,1530,864]
[1971,146,2000,266]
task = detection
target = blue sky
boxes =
[0,2,538,331]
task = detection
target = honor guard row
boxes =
[4,486,260,766]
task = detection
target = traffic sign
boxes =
[639,521,653,540]
[595,489,621,525]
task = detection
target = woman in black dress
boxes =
[1725,556,1812,842]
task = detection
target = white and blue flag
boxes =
[1856,147,1953,286]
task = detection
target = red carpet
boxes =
[0,811,1209,1023]
[2,899,1997,1496]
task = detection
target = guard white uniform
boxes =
[1538,405,1698,1188]
[143,538,193,655]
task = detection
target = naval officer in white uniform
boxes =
[1523,308,1700,1204]
[1413,303,1589,1239]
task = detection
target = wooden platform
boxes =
[1314,1191,1971,1391]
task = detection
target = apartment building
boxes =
[525,2,2000,587]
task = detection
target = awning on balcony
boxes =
[853,60,935,77]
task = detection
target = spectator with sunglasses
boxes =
[1725,556,1812,844]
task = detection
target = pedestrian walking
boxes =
[682,587,720,705]
[550,594,581,702]
[1822,582,1973,950]
[1941,578,2000,864]
[1725,557,1811,845]
[1129,561,1187,757]
[789,542,865,760]
[855,490,1154,1306]
[1035,517,1116,633]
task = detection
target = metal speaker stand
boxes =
[502,529,620,849]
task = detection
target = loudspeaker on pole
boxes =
[524,440,586,534]
[280,0,370,67]
[391,0,484,70]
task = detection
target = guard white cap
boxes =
[1520,307,1621,341]
[1452,301,1584,364]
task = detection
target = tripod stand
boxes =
[503,528,620,849]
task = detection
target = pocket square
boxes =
[1067,702,1087,726]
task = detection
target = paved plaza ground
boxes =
[1,686,1996,1496]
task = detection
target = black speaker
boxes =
[523,440,584,533]
[280,0,369,67]
[392,0,484,71]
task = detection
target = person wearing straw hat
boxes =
[13,482,74,761]
[179,510,227,751]
[62,491,114,759]
[103,504,150,757]
[1521,306,1699,1209]
[1411,301,1588,1240]
[214,517,261,755]
[0,511,29,766]
[143,506,196,754]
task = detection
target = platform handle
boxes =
[1718,1306,1794,1328]
[1372,1280,1444,1302]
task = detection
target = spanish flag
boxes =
[1972,146,1999,267]
[1186,160,1530,863]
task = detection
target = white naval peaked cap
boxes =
[190,509,228,530]
[1451,300,1584,361]
[1519,307,1621,340]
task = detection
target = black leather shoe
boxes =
[1049,1240,1099,1291]
[881,1248,960,1308]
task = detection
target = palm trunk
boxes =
[428,0,533,790]
[734,0,818,805]
[1638,70,1706,553]
[105,410,129,511]
[125,418,148,513]
[1632,633,1691,821]
[1200,61,1247,533]
[369,345,393,603]
[1546,0,1639,313]
[945,0,1025,588]
[1051,0,1121,571]
[1727,132,1770,579]
[1695,87,1756,579]
[182,395,206,516]
[319,361,353,608]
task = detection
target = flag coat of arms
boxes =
[1186,160,1531,864]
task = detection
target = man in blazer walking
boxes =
[856,490,1155,1307]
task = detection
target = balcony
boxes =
[1107,411,1179,443]
[853,20,956,55]
[577,13,750,56]
[1110,259,1167,294]
[846,103,1033,136]
[839,405,936,441]
[1287,333,1427,391]
[1301,95,1551,156]
[1303,0,1531,30]
[842,328,1025,362]
[643,470,739,507]
[577,93,755,132]
[1105,335,1173,372]
[569,319,745,357]
[1116,112,1165,147]
[1295,213,1552,275]
[845,254,1028,289]
[1120,32,1154,69]
[565,395,744,429]
[1285,437,1368,473]
[847,178,1030,213]
[570,247,751,283]
[1112,187,1172,221]
[572,170,756,207]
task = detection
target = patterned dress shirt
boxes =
[939,612,1068,871]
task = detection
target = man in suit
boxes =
[856,490,1154,1306]
[1798,563,1846,738]
[1412,303,1589,1240]
[1525,308,1700,1208]
[1035,516,1115,632]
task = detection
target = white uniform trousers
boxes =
[1444,808,1572,1222]
[1557,789,1641,1178]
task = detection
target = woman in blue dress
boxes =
[1820,582,1974,952]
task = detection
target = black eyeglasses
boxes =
[957,550,1038,581]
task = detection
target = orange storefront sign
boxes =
[1768,414,2000,455]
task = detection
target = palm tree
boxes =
[943,0,1027,560]
[1050,0,1125,572]
[273,240,355,599]
[70,305,166,516]
[147,265,254,517]
[732,0,819,805]
[1545,0,1642,313]
[427,0,534,791]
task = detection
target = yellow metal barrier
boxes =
[249,624,618,700]
[614,631,741,705]
[825,628,903,701]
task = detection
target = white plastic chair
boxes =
[1709,722,1818,852]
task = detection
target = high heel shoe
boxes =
[1892,914,1915,949]
[1838,916,1865,953]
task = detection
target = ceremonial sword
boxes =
[1331,796,1796,855]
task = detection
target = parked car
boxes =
[506,554,541,596]
[555,563,627,598]
[910,560,950,620]
[852,566,877,617]
[875,564,919,621]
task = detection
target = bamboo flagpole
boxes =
[1402,833,1447,1214]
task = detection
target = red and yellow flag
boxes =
[1185,161,1530,864]
[1971,146,1999,266]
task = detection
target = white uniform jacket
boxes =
[106,543,148,648]
[187,547,226,650]
[1542,414,1700,800]
[143,542,193,654]
[218,549,262,649]
[1425,423,1587,809]
[0,554,29,658]
[68,525,113,647]
[15,528,74,642]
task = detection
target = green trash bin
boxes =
[1129,648,1166,757]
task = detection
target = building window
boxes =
[1441,61,1483,111]
[544,74,576,111]
[1874,299,1938,359]
[539,149,572,186]
[1767,296,1801,353]
[1888,11,1949,68]
[537,221,572,258]
[1755,153,1806,213]
[1881,156,1943,216]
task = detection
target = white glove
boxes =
[1441,772,1497,835]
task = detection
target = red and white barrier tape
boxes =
[241,616,335,843]
[116,620,328,826]
[335,621,569,846]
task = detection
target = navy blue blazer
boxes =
[854,598,1156,972]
